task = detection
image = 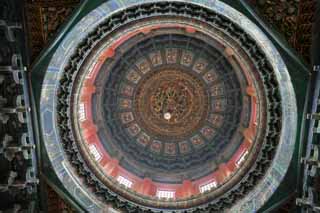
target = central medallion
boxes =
[135,69,209,140]
[151,79,192,123]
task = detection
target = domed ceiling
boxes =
[39,0,297,212]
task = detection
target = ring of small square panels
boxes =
[93,32,247,180]
[57,2,281,212]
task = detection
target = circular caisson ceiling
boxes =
[40,1,297,212]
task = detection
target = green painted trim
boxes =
[42,169,86,212]
[258,193,296,213]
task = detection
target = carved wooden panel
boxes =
[251,0,316,63]
[25,0,80,63]
[46,184,76,213]
[292,0,316,63]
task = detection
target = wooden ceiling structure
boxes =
[18,0,317,212]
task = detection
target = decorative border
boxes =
[39,0,297,212]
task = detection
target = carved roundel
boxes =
[40,1,297,212]
[72,17,263,208]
